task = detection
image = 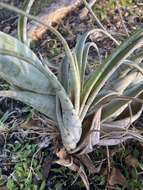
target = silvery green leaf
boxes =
[127,71,143,87]
[99,129,143,146]
[86,91,119,117]
[0,55,53,94]
[57,91,82,150]
[98,136,132,146]
[60,55,70,94]
[56,95,81,150]
[0,31,42,68]
[18,0,35,45]
[103,103,143,129]
[80,42,101,89]
[71,108,101,154]
[0,90,56,120]
[102,81,143,121]
[40,63,82,150]
[106,71,138,94]
[0,4,81,113]
[75,29,118,70]
[80,28,143,121]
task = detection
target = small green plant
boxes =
[4,143,45,190]
[0,0,143,189]
[93,0,133,21]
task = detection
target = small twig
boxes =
[1,15,18,24]
[82,0,106,30]
[128,103,134,129]
[106,146,111,173]
[7,170,17,181]
[80,0,97,19]
[116,0,130,37]
[26,147,41,182]
[70,161,82,186]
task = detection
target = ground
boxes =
[0,0,143,190]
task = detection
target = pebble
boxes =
[3,26,11,33]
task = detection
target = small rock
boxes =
[3,26,11,33]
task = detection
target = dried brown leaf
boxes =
[42,160,52,178]
[125,155,140,168]
[0,187,8,190]
[56,148,68,160]
[55,151,90,190]
[78,154,101,174]
[108,167,126,186]
[71,108,101,155]
[21,120,40,129]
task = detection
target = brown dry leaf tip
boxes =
[125,155,140,168]
[109,148,123,157]
[108,167,126,186]
[78,154,102,174]
[55,149,90,190]
[21,120,39,129]
[21,119,58,134]
[42,160,52,178]
[140,143,143,150]
[56,148,68,160]
[55,149,75,169]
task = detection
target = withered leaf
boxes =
[108,167,126,186]
[125,155,140,168]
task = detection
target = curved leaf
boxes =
[106,71,139,93]
[71,108,101,154]
[102,82,143,121]
[80,42,101,89]
[0,90,56,120]
[0,55,53,94]
[40,62,82,151]
[80,28,143,121]
[0,3,80,113]
[18,0,35,45]
[75,29,118,70]
[103,102,143,129]
[0,31,42,68]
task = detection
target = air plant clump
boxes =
[0,1,143,189]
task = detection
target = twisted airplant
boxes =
[0,1,143,189]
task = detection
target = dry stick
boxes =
[82,0,106,31]
[26,147,42,182]
[128,103,134,129]
[106,146,111,173]
[80,0,97,19]
[116,0,130,37]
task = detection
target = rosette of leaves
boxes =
[0,1,143,189]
